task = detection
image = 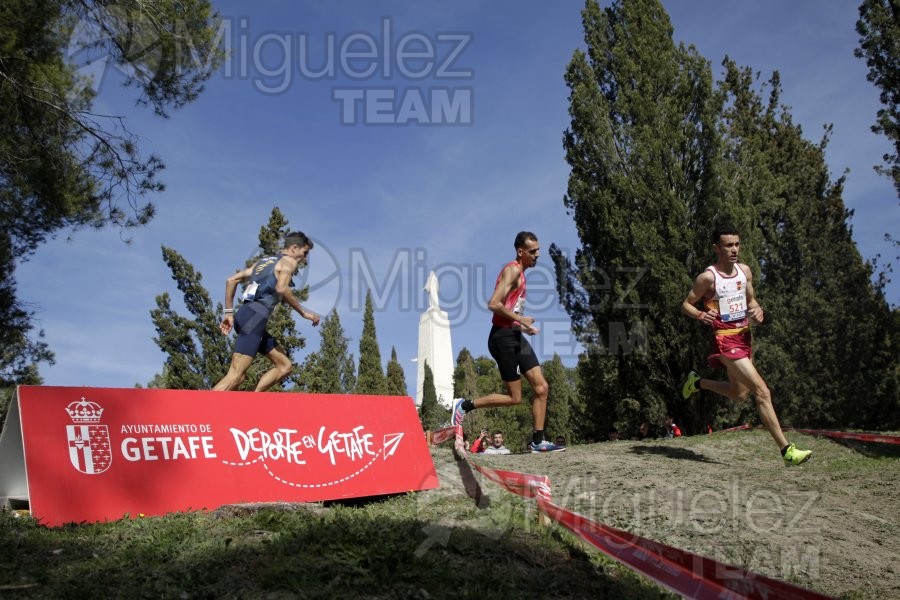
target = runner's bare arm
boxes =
[682,271,717,325]
[740,264,764,324]
[275,256,321,327]
[220,266,254,335]
[488,263,537,334]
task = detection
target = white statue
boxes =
[424,271,440,310]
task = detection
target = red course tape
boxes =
[792,429,900,445]
[429,424,833,600]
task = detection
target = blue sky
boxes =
[16,1,898,394]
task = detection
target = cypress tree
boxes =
[151,248,229,389]
[385,347,409,396]
[356,291,386,394]
[542,355,581,444]
[419,361,446,431]
[554,0,721,435]
[718,60,899,429]
[855,0,900,195]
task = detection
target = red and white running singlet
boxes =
[492,261,526,328]
[703,265,749,332]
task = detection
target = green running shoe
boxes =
[783,443,812,466]
[681,370,701,399]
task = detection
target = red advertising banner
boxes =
[0,386,438,526]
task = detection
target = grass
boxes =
[0,464,671,599]
[2,432,898,598]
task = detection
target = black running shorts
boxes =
[488,325,540,382]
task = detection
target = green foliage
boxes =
[542,354,581,444]
[0,367,42,426]
[150,248,229,389]
[452,347,479,400]
[717,60,899,430]
[355,291,386,394]
[418,361,446,431]
[557,0,899,432]
[0,237,53,386]
[385,347,409,396]
[473,355,505,397]
[855,0,900,194]
[299,309,355,393]
[0,0,223,385]
[555,0,721,436]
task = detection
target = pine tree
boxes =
[355,291,386,394]
[299,309,355,393]
[385,347,409,396]
[150,248,229,389]
[1,0,224,384]
[1,236,53,386]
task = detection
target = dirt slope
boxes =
[427,430,899,599]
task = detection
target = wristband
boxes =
[223,308,234,314]
[697,311,705,321]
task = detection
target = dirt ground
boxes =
[426,429,899,599]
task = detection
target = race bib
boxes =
[241,281,259,302]
[718,292,746,323]
[512,295,525,315]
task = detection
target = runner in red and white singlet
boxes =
[450,231,565,453]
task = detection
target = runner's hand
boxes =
[518,315,539,335]
[698,310,718,326]
[220,314,234,335]
[748,305,764,324]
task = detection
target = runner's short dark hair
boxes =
[712,225,739,244]
[285,231,313,250]
[514,231,538,249]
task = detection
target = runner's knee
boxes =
[275,362,293,379]
[753,384,772,405]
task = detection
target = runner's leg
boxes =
[701,377,750,402]
[718,355,789,449]
[255,347,293,392]
[522,365,548,432]
[213,353,254,391]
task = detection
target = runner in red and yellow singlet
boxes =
[681,226,812,466]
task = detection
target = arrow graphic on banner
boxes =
[383,433,403,459]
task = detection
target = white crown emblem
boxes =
[66,397,104,423]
